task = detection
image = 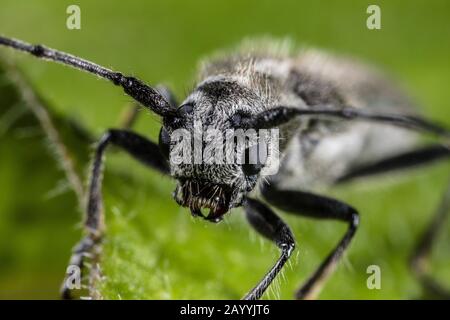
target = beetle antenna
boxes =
[238,105,450,139]
[0,35,174,117]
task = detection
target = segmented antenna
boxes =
[237,106,450,139]
[0,35,174,117]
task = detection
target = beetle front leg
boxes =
[242,198,296,300]
[61,129,169,299]
[261,182,359,300]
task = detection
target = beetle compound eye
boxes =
[158,126,171,160]
[231,113,242,126]
[178,103,194,116]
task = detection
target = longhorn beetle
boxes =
[1,36,449,300]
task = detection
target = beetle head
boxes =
[159,77,270,222]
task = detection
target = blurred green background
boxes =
[0,0,449,299]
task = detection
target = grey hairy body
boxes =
[195,42,419,192]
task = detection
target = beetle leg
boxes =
[336,144,450,183]
[242,197,296,300]
[409,179,450,299]
[261,182,359,299]
[61,129,169,299]
[335,144,450,298]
